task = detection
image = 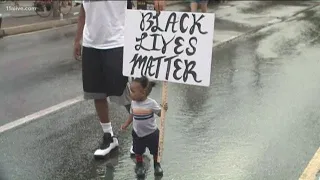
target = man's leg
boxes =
[190,0,198,12]
[95,99,112,134]
[101,47,135,156]
[93,99,118,158]
[82,46,118,158]
[200,0,208,13]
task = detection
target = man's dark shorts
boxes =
[132,129,159,155]
[82,46,128,99]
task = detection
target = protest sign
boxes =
[123,10,215,87]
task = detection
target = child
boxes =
[121,76,168,178]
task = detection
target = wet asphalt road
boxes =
[0,25,82,126]
[1,2,320,180]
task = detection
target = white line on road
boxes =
[5,24,77,38]
[0,96,84,134]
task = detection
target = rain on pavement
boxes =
[1,1,320,180]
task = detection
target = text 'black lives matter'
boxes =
[131,11,208,84]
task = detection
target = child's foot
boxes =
[94,133,119,159]
[135,163,146,178]
[154,162,163,176]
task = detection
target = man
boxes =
[73,1,165,158]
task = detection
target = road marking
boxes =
[4,24,77,38]
[0,96,84,134]
[299,147,320,180]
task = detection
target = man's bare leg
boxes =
[190,2,198,12]
[200,2,208,13]
[94,99,114,135]
[94,99,110,123]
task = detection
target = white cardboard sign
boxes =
[123,10,215,87]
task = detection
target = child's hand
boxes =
[162,103,168,111]
[121,124,128,131]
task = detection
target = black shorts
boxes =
[82,46,128,99]
[132,129,159,155]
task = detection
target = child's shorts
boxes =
[132,129,159,155]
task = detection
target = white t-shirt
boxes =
[82,1,126,49]
[130,98,161,137]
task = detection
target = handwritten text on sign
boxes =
[123,10,215,86]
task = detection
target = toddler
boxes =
[121,76,168,178]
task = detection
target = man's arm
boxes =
[74,4,85,44]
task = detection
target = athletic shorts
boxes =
[82,46,128,100]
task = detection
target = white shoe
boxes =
[94,133,119,158]
[130,145,135,155]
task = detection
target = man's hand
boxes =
[73,41,82,61]
[154,0,165,13]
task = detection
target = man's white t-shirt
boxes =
[82,1,126,49]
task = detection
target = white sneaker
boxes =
[94,133,119,158]
[130,145,135,155]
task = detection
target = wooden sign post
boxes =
[157,81,168,162]
[123,8,215,164]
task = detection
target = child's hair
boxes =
[133,76,156,96]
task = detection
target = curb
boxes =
[0,1,186,37]
[1,17,78,37]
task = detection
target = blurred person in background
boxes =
[190,0,208,12]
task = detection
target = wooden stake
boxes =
[157,81,168,163]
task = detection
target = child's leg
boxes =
[132,130,146,178]
[132,130,146,163]
[146,129,160,162]
[146,129,163,176]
